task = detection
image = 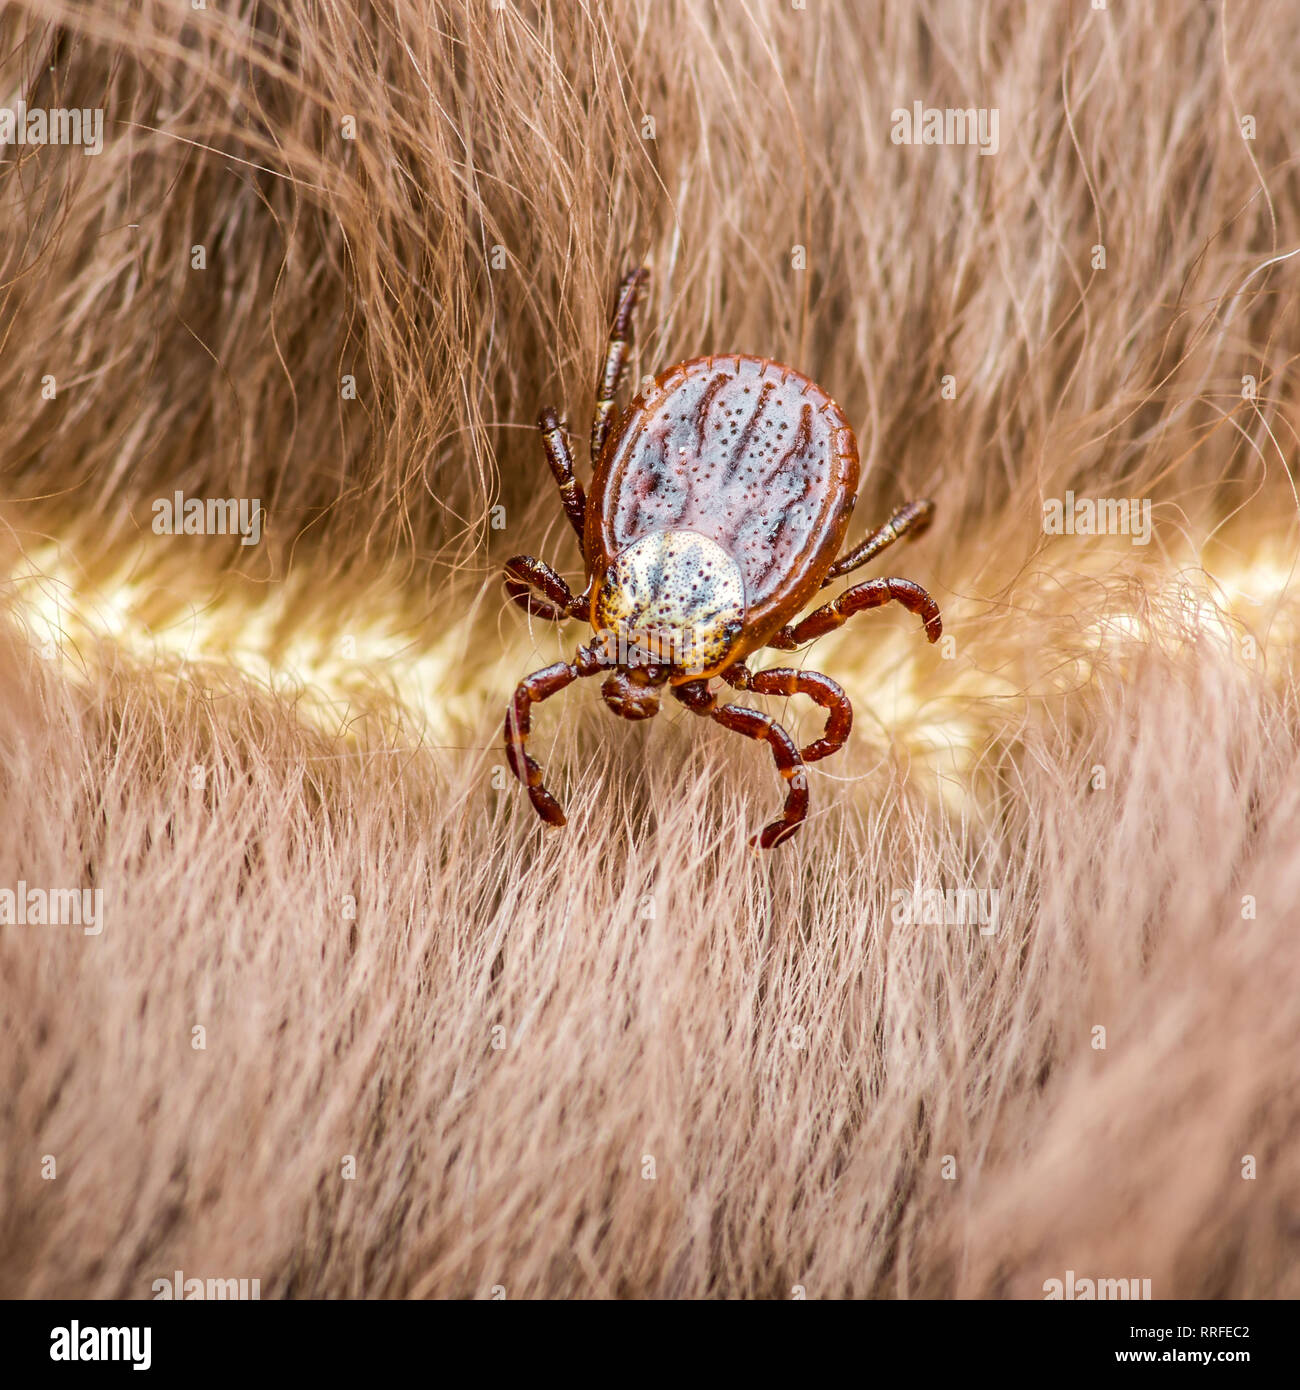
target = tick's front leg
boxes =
[673,679,809,848]
[505,645,604,826]
[721,663,852,762]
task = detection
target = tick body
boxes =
[504,269,942,848]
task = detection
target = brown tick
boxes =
[503,268,942,848]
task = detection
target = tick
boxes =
[503,268,942,848]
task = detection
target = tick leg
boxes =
[721,663,852,762]
[822,498,935,586]
[505,645,604,827]
[591,267,648,467]
[770,576,942,649]
[536,408,588,553]
[504,554,587,621]
[673,680,809,848]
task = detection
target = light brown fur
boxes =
[1,0,1298,1297]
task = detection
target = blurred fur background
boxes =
[2,0,1299,1297]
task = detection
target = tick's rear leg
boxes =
[674,680,809,848]
[770,576,943,649]
[505,645,603,826]
[504,554,588,621]
[721,664,852,762]
[822,498,935,587]
[536,408,588,552]
[591,267,648,466]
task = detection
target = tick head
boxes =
[600,666,663,720]
[592,530,745,679]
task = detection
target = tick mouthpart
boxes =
[601,669,662,720]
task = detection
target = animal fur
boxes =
[1,0,1298,1298]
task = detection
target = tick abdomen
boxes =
[586,355,860,627]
